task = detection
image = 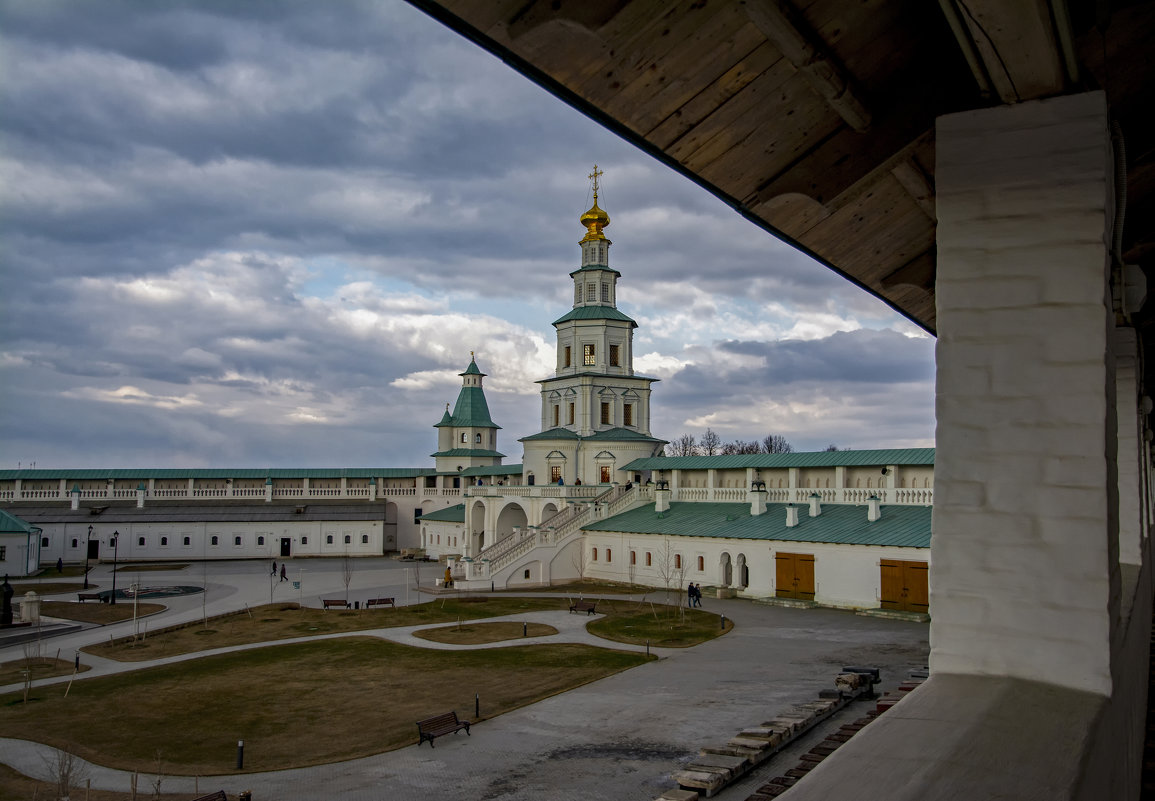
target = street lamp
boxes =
[84,525,93,590]
[109,531,119,605]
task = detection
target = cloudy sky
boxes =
[0,0,935,470]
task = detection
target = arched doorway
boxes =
[720,552,732,587]
[496,502,528,540]
[470,501,486,552]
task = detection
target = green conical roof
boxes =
[460,355,484,377]
[435,403,453,427]
[447,386,499,429]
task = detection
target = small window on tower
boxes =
[563,346,571,367]
[584,344,596,365]
[601,402,611,425]
[609,344,620,367]
[601,283,609,302]
[553,405,560,427]
[586,283,596,301]
[475,433,482,443]
[567,402,575,425]
[623,404,633,426]
[574,284,581,304]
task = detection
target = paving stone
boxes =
[728,736,773,751]
[673,769,727,797]
[702,743,761,759]
[657,789,699,801]
[686,752,749,777]
[811,743,840,755]
[786,767,812,778]
[769,775,797,787]
[799,752,827,763]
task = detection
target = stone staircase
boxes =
[465,484,644,585]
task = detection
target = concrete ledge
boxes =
[776,673,1106,801]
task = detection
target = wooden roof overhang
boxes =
[407,0,1155,340]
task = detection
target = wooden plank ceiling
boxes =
[409,0,1155,336]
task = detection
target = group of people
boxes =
[271,560,287,581]
[687,582,704,607]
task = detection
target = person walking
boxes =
[271,560,277,576]
[280,564,287,582]
[694,583,704,607]
[687,581,695,607]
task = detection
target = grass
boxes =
[586,603,733,647]
[0,638,652,775]
[0,764,212,801]
[114,563,190,573]
[0,657,90,685]
[499,579,654,595]
[42,600,167,624]
[84,598,573,661]
[412,621,558,644]
[29,565,91,578]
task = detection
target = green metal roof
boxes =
[518,427,664,444]
[623,448,935,472]
[435,385,500,429]
[460,464,524,477]
[0,508,40,534]
[0,468,437,480]
[569,264,621,277]
[429,448,506,458]
[536,372,658,384]
[460,357,484,377]
[582,502,931,548]
[420,504,466,523]
[552,306,637,327]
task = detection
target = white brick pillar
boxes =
[931,91,1116,695]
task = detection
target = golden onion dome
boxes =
[579,199,610,242]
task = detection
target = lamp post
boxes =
[83,525,93,590]
[109,531,119,605]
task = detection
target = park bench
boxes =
[365,597,395,608]
[569,599,597,615]
[77,592,103,603]
[190,792,228,801]
[417,711,471,747]
[322,599,350,610]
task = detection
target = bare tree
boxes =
[723,439,761,454]
[824,443,841,451]
[149,750,166,800]
[700,428,721,456]
[666,433,697,457]
[762,434,795,454]
[42,747,89,801]
[570,537,587,582]
[653,538,680,609]
[342,550,354,603]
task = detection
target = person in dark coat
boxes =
[280,564,288,582]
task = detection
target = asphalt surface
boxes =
[0,558,929,800]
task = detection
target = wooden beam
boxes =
[743,0,871,132]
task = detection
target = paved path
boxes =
[0,559,930,800]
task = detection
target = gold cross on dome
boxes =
[588,164,603,198]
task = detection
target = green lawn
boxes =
[586,603,733,647]
[2,638,651,775]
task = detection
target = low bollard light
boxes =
[475,693,480,719]
[523,621,527,637]
[236,739,244,770]
[720,614,725,630]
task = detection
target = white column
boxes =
[932,91,1115,695]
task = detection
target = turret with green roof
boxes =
[432,354,505,473]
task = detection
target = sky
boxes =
[0,0,936,470]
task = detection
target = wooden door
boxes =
[880,559,929,612]
[775,552,815,600]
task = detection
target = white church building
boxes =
[0,181,931,614]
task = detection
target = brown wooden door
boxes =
[880,559,929,612]
[775,552,815,599]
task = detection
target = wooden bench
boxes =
[365,597,395,608]
[322,599,350,610]
[417,711,470,747]
[77,592,103,603]
[190,792,228,801]
[569,599,597,615]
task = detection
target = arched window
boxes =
[674,554,682,569]
[326,535,333,544]
[301,536,308,545]
[211,536,219,546]
[475,433,482,443]
[606,548,612,563]
[460,433,467,443]
[138,537,145,547]
[646,552,652,566]
[697,555,704,571]
[630,551,636,565]
[183,537,190,546]
[71,538,78,548]
[344,534,351,544]
[592,547,598,561]
[361,534,369,544]
[160,536,168,546]
[234,536,241,546]
[257,536,265,546]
